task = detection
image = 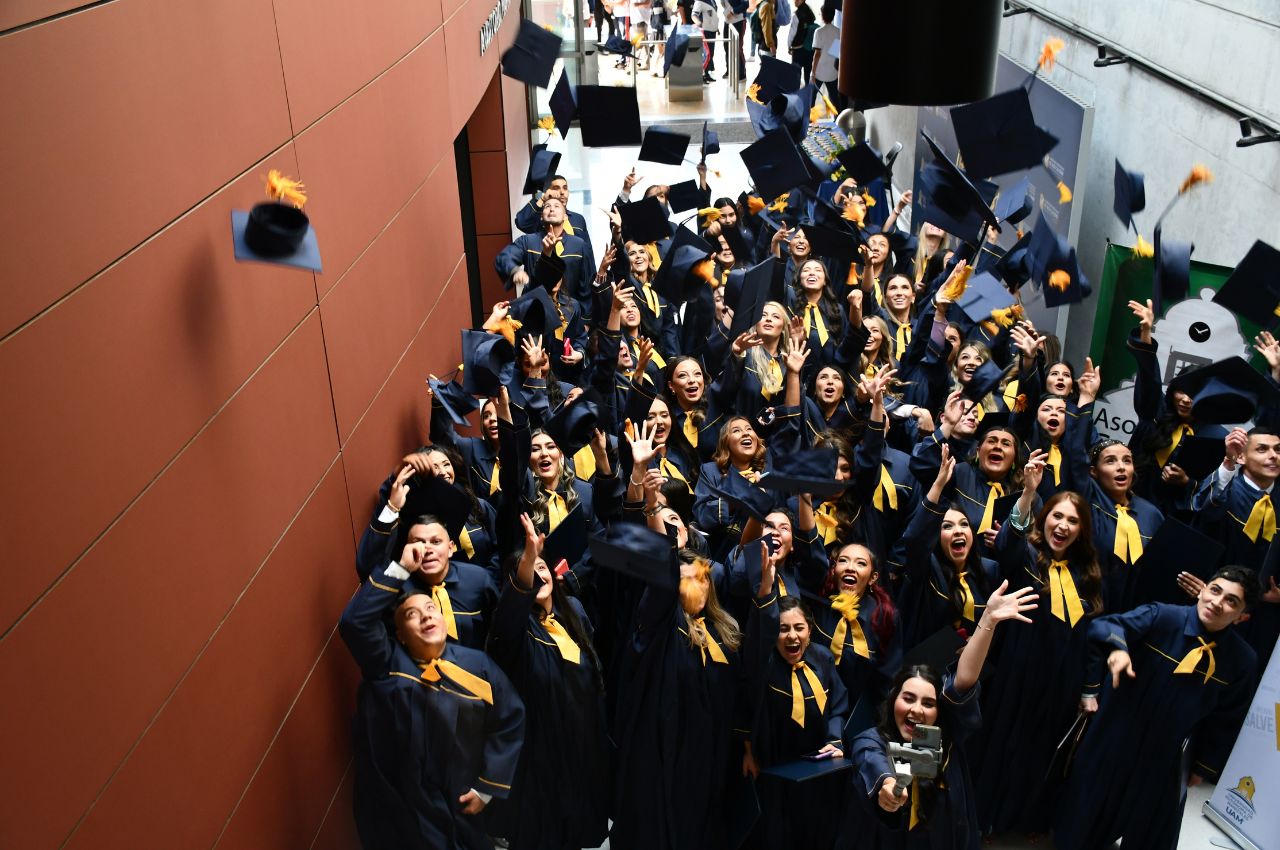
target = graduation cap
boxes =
[1168,356,1275,425]
[753,54,803,101]
[902,626,965,672]
[543,389,602,455]
[509,282,559,343]
[1135,517,1224,604]
[231,205,323,272]
[802,222,858,263]
[639,126,692,165]
[1213,240,1280,328]
[994,176,1034,226]
[994,229,1034,290]
[746,87,811,143]
[1169,434,1228,482]
[522,145,562,196]
[501,18,562,88]
[1112,159,1146,231]
[1151,226,1192,314]
[917,131,999,240]
[756,448,847,498]
[429,377,479,427]
[588,523,676,589]
[961,358,1014,404]
[652,226,717,304]
[576,85,642,147]
[460,329,515,397]
[599,34,632,56]
[835,141,887,186]
[949,87,1059,180]
[391,473,471,560]
[545,505,588,568]
[729,257,787,338]
[530,250,566,290]
[741,130,811,201]
[717,222,750,263]
[702,467,775,522]
[619,196,671,245]
[667,180,704,214]
[956,271,1016,324]
[549,72,576,140]
[762,756,854,782]
[976,411,1015,439]
[701,120,720,161]
[1041,237,1090,309]
[663,29,691,74]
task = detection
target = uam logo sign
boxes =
[1222,776,1257,825]
[1093,289,1251,441]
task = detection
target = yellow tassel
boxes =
[1013,393,1028,413]
[1133,235,1154,258]
[979,319,999,336]
[1048,269,1072,292]
[698,207,721,224]
[1038,38,1065,71]
[941,263,973,301]
[646,243,662,271]
[862,190,876,208]
[747,83,764,104]
[1179,164,1214,194]
[842,202,866,226]
[692,258,717,284]
[991,305,1018,328]
[631,33,643,46]
[1057,181,1073,204]
[265,170,307,208]
[768,194,790,213]
[810,104,826,124]
[537,116,556,132]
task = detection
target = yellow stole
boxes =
[540,612,582,664]
[1155,423,1192,468]
[417,657,493,704]
[829,593,871,663]
[1173,637,1217,683]
[1113,505,1143,563]
[1243,494,1277,543]
[789,661,827,726]
[432,584,458,640]
[1047,559,1085,626]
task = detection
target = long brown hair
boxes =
[711,416,767,474]
[680,552,742,652]
[1027,491,1104,616]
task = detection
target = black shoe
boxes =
[721,71,729,78]
[703,73,714,83]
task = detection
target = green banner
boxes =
[1087,241,1264,440]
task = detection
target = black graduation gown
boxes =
[1085,479,1164,611]
[837,678,984,850]
[909,433,1022,557]
[741,590,850,850]
[1054,603,1257,850]
[971,523,1096,834]
[898,498,999,652]
[611,559,741,850]
[484,575,611,850]
[429,391,502,506]
[339,563,525,850]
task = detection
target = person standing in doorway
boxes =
[789,0,816,84]
[693,0,721,83]
[721,0,748,79]
[810,4,842,108]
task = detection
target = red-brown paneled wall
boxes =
[0,0,529,846]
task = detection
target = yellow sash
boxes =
[762,358,783,399]
[894,322,911,361]
[541,612,582,664]
[1047,443,1062,486]
[682,413,700,447]
[1155,423,1192,468]
[804,304,830,346]
[572,444,596,481]
[458,526,475,560]
[829,593,871,663]
[660,456,693,493]
[872,465,899,512]
[693,617,729,665]
[1243,494,1277,543]
[546,490,568,532]
[978,482,1005,533]
[418,657,493,704]
[1173,636,1217,683]
[789,661,827,726]
[815,501,840,545]
[642,283,661,315]
[488,460,501,496]
[1113,505,1144,563]
[956,570,976,622]
[1047,559,1085,626]
[432,584,458,640]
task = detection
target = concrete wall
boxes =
[0,1,528,847]
[864,0,1280,363]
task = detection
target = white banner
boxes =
[1204,641,1280,850]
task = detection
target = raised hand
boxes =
[1023,448,1048,494]
[1256,331,1280,378]
[622,167,642,195]
[629,417,660,468]
[731,330,765,356]
[634,336,655,377]
[1077,357,1102,404]
[784,333,810,374]
[541,231,560,255]
[388,464,415,512]
[928,444,956,502]
[521,334,548,376]
[982,579,1038,625]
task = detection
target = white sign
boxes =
[479,0,512,56]
[1204,643,1280,850]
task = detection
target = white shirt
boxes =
[693,0,720,31]
[811,23,838,81]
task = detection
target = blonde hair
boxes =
[747,300,788,397]
[624,240,655,284]
[861,315,895,375]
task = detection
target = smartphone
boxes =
[803,749,834,761]
[763,532,780,557]
[554,558,570,577]
[563,338,573,358]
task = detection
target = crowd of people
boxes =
[338,16,1278,849]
